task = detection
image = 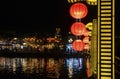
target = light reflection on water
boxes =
[0,57,90,79]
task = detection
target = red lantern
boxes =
[69,3,88,19]
[84,43,90,50]
[83,36,89,43]
[72,40,85,51]
[71,22,86,36]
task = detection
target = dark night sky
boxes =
[115,0,120,35]
[0,0,119,35]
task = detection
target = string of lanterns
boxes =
[69,2,90,52]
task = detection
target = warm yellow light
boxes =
[101,77,111,79]
[86,0,97,5]
[86,22,93,30]
[67,0,85,3]
[14,37,17,40]
[87,0,97,2]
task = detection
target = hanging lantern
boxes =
[84,43,90,50]
[71,22,86,36]
[69,3,88,19]
[72,40,85,51]
[83,36,89,43]
[83,29,89,36]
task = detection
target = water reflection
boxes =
[0,57,90,79]
[66,58,83,78]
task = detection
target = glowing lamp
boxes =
[87,0,97,2]
[69,3,88,19]
[72,40,85,51]
[67,0,84,3]
[71,22,86,36]
[86,0,97,5]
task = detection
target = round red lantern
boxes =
[69,3,88,19]
[72,40,85,51]
[71,22,86,36]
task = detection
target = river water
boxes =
[0,57,91,79]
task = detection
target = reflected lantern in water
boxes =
[71,22,86,36]
[72,40,85,51]
[69,3,88,19]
